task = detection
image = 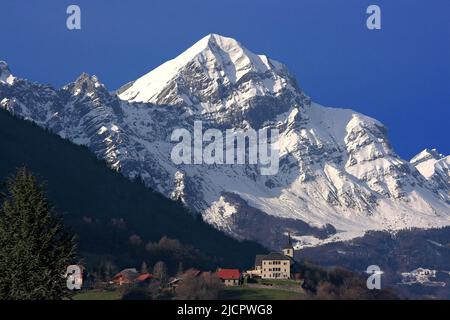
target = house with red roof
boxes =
[111,269,153,286]
[215,268,241,286]
[111,268,139,286]
[168,268,203,290]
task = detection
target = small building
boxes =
[168,277,181,288]
[249,233,296,280]
[168,268,203,290]
[260,252,291,279]
[215,268,241,286]
[112,268,139,286]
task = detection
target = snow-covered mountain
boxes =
[411,149,449,203]
[0,61,15,85]
[411,149,446,179]
[1,34,449,250]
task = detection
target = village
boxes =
[74,234,307,300]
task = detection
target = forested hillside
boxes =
[0,109,266,272]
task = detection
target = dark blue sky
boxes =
[1,0,449,159]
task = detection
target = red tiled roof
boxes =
[216,268,240,280]
[136,273,152,281]
[112,268,139,283]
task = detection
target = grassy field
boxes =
[259,279,302,286]
[73,288,123,300]
[74,286,303,300]
[73,281,305,300]
[220,287,303,300]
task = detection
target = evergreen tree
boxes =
[0,168,77,300]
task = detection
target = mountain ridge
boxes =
[1,34,449,250]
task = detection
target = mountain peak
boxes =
[0,60,15,85]
[410,148,444,165]
[66,72,105,95]
[159,33,251,71]
[74,72,101,85]
[118,34,289,105]
[411,148,447,179]
[197,33,245,53]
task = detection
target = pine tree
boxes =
[0,168,77,300]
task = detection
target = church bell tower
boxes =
[282,232,294,258]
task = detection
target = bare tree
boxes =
[175,271,223,300]
[153,261,168,285]
[140,261,148,274]
[177,261,184,276]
